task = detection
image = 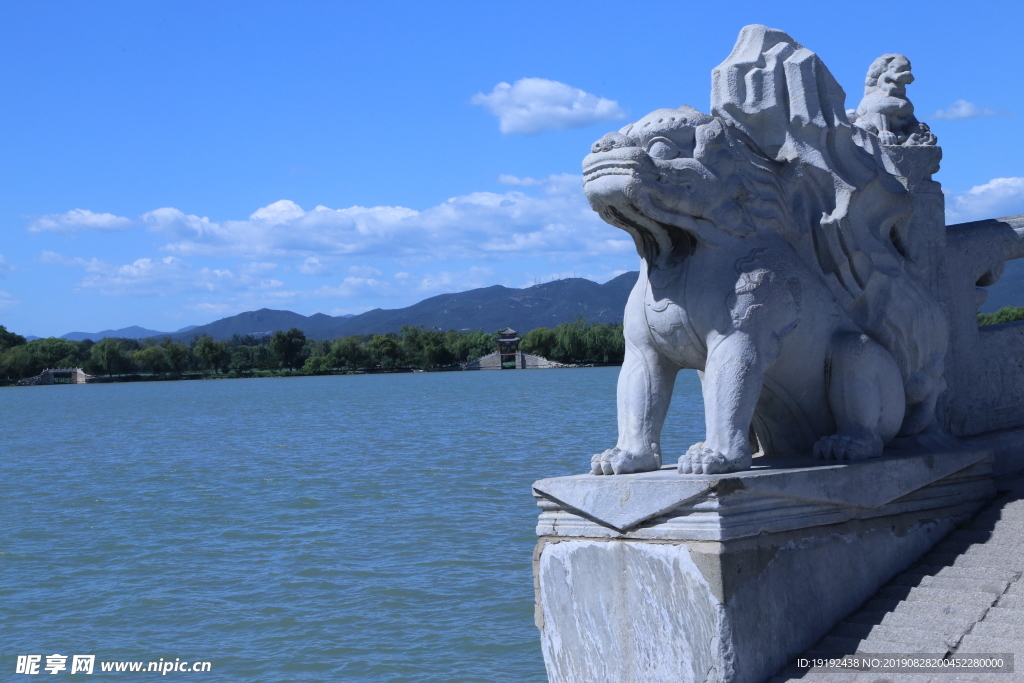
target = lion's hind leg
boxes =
[814,332,905,461]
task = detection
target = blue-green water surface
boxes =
[1,367,703,681]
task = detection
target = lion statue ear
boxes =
[710,24,852,167]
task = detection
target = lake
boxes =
[0,367,704,681]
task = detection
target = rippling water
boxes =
[1,368,704,681]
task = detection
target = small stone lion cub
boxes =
[848,54,936,146]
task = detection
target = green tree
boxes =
[134,344,170,375]
[194,334,230,373]
[583,323,625,364]
[270,328,307,369]
[232,344,275,372]
[552,316,588,362]
[367,334,402,369]
[161,338,192,375]
[331,336,369,369]
[89,338,136,376]
[521,318,625,364]
[978,306,1024,326]
[445,329,496,362]
[0,325,27,351]
[230,333,266,347]
[0,344,34,379]
[399,326,454,368]
[520,327,557,359]
[302,355,333,374]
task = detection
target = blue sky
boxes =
[2,1,1022,337]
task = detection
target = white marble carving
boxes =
[583,25,949,475]
[849,54,937,146]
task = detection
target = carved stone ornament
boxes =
[849,54,938,146]
[583,25,949,475]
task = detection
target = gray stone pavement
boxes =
[772,472,1024,683]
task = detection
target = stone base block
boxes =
[532,450,994,683]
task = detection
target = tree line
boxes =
[977,305,1024,327]
[0,318,625,383]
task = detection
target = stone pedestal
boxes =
[531,449,994,683]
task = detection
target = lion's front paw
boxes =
[591,447,660,475]
[678,443,751,474]
[813,433,883,461]
[878,130,897,145]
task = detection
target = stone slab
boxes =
[534,450,989,533]
[998,596,1024,610]
[532,472,712,532]
[889,574,1010,595]
[536,452,993,541]
[907,565,1019,583]
[845,610,977,635]
[864,599,989,622]
[535,503,979,683]
[972,621,1024,640]
[956,634,1024,654]
[984,608,1024,625]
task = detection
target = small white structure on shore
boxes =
[17,368,93,386]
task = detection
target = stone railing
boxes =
[944,214,1024,437]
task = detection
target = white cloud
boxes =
[0,255,10,277]
[79,256,236,295]
[142,203,419,257]
[498,174,542,186]
[238,262,278,276]
[0,290,16,311]
[186,301,233,316]
[347,265,382,278]
[471,78,626,135]
[311,277,391,299]
[415,266,494,293]
[138,175,620,265]
[142,207,224,241]
[299,257,330,275]
[39,250,106,272]
[250,199,305,223]
[27,208,133,234]
[946,177,1024,224]
[43,251,253,297]
[932,99,1000,120]
[27,174,641,318]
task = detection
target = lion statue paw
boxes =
[678,443,751,475]
[591,447,661,475]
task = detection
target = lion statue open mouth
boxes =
[583,25,949,475]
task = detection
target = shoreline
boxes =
[0,362,621,388]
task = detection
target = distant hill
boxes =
[39,262,1023,343]
[61,324,197,342]
[63,325,171,342]
[161,273,639,341]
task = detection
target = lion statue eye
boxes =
[647,138,680,160]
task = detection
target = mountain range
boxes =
[43,261,1024,342]
[61,325,199,342]
[59,273,639,342]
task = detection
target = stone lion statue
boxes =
[848,53,936,146]
[584,25,949,475]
